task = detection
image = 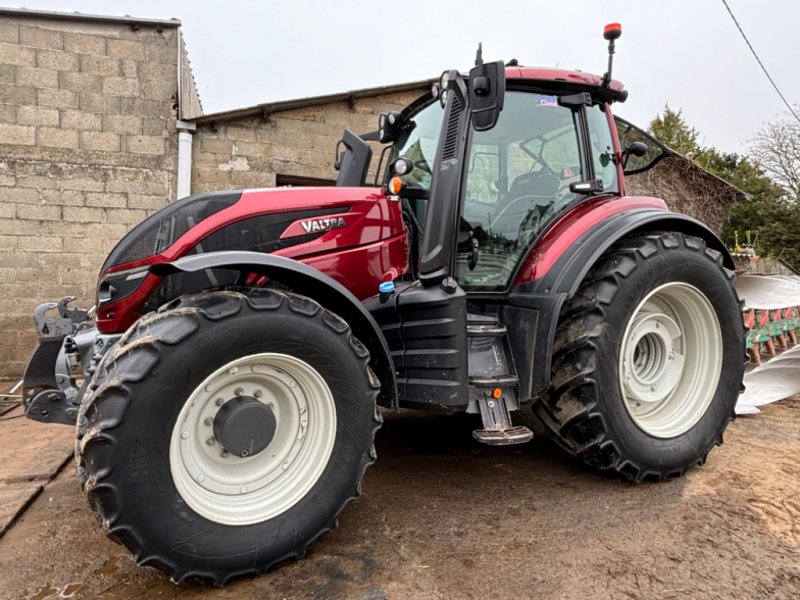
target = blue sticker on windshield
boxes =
[534,95,558,107]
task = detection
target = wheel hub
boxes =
[622,312,684,403]
[169,353,337,525]
[213,396,276,458]
[618,282,723,439]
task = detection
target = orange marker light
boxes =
[492,388,502,399]
[389,176,403,195]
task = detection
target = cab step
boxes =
[473,426,534,446]
[467,316,532,445]
[467,323,507,337]
[470,379,533,446]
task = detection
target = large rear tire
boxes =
[533,232,745,481]
[76,290,381,585]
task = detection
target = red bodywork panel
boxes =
[515,196,668,285]
[506,66,624,95]
[97,66,634,333]
[96,187,409,333]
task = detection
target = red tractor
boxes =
[22,26,744,584]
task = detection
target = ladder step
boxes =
[469,375,518,387]
[467,324,507,337]
[472,426,533,446]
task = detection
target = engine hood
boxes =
[102,186,400,273]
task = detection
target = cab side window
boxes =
[586,104,618,191]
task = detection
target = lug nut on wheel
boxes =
[206,436,216,446]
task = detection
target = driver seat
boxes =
[493,169,559,219]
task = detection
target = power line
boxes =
[720,0,800,125]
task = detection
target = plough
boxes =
[737,274,800,414]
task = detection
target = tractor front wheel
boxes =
[75,290,381,585]
[534,232,745,481]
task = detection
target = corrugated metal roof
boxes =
[0,7,181,28]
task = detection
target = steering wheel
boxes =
[489,194,553,232]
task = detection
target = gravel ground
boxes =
[0,399,798,600]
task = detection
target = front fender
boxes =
[150,251,397,408]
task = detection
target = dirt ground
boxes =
[0,398,799,600]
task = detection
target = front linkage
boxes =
[22,297,118,425]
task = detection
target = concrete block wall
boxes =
[0,15,182,378]
[191,92,421,193]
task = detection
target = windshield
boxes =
[390,101,445,190]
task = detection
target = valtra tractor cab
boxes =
[21,25,744,584]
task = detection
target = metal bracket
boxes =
[33,297,89,337]
[25,389,81,425]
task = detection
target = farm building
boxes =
[0,7,741,377]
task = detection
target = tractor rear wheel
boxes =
[76,290,381,585]
[533,232,745,481]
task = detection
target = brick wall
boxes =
[0,15,183,378]
[191,92,421,193]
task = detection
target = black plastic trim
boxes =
[509,209,734,398]
[150,251,397,408]
[101,190,243,273]
[516,208,734,297]
[418,80,470,286]
[366,281,469,411]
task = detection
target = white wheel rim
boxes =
[618,282,722,438]
[169,353,336,526]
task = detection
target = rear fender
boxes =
[509,207,734,399]
[516,202,734,297]
[150,251,397,408]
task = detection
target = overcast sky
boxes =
[7,0,800,153]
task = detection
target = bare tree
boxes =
[750,108,800,201]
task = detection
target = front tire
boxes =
[76,290,381,585]
[534,232,745,481]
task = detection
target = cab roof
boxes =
[506,66,626,102]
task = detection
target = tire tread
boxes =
[533,232,746,483]
[76,289,381,585]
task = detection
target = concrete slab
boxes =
[0,401,799,599]
[0,480,43,537]
[0,404,73,542]
[0,406,73,484]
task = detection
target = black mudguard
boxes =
[150,251,398,408]
[510,209,734,400]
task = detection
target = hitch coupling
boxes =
[22,297,119,425]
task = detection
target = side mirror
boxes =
[468,59,505,132]
[622,141,648,167]
[628,141,648,157]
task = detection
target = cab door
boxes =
[455,91,619,292]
